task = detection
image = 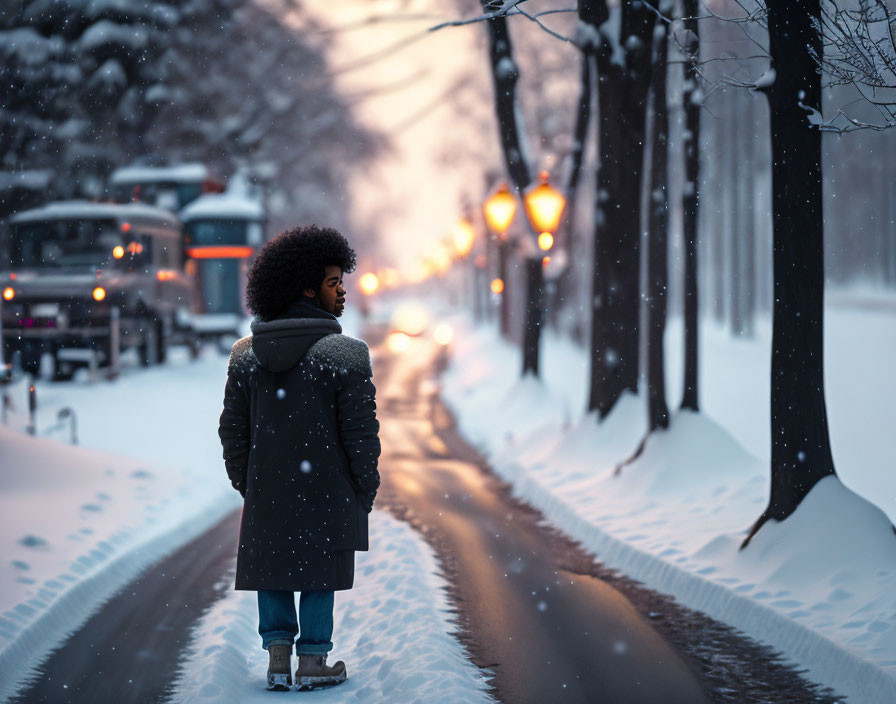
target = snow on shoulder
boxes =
[306,334,373,378]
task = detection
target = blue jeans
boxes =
[257,589,334,655]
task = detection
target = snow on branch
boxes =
[428,1,577,42]
[811,0,896,131]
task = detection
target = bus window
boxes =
[10,219,120,270]
[184,220,248,246]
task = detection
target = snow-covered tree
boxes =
[147,0,383,234]
[1,0,384,237]
[0,0,180,198]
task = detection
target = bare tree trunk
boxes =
[715,94,729,325]
[551,50,595,330]
[743,92,756,337]
[480,2,542,376]
[588,0,656,416]
[645,23,670,433]
[731,89,745,337]
[743,0,836,548]
[680,0,700,411]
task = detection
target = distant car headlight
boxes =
[92,286,106,302]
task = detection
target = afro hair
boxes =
[245,225,357,321]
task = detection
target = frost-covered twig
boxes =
[809,0,896,130]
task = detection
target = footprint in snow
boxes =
[18,535,49,549]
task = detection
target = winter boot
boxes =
[266,644,292,691]
[294,653,347,691]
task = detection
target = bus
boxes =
[179,190,266,340]
[1,201,198,379]
[109,163,225,212]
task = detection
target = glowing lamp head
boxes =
[538,232,554,251]
[92,286,106,302]
[483,183,517,235]
[359,272,379,295]
[433,323,453,346]
[2,286,14,301]
[452,218,475,258]
[112,245,125,259]
[490,278,505,295]
[524,171,566,235]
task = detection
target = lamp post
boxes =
[451,217,476,312]
[483,183,517,338]
[359,272,379,319]
[520,171,566,376]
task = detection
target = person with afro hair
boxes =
[245,225,357,321]
[218,225,380,691]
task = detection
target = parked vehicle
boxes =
[180,189,265,341]
[0,201,198,380]
[108,163,224,212]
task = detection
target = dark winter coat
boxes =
[218,300,381,592]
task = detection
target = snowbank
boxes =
[168,509,494,703]
[0,423,239,702]
[440,311,896,704]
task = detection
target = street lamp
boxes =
[523,170,566,243]
[519,170,566,377]
[483,183,519,338]
[483,183,517,238]
[358,272,379,319]
[452,217,475,258]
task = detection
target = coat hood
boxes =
[250,300,342,372]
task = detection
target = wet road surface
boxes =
[369,322,844,704]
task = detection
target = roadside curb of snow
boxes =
[0,490,238,702]
[167,509,496,703]
[485,455,894,704]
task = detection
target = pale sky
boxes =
[270,0,500,280]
